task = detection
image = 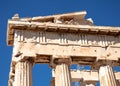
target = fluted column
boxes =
[99,65,117,86]
[55,62,72,86]
[13,58,33,86]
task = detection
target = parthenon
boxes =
[7,11,120,86]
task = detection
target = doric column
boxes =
[54,58,72,86]
[13,58,33,86]
[99,65,117,86]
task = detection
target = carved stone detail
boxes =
[14,30,120,47]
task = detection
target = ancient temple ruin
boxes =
[7,11,120,86]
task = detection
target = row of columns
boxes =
[10,58,118,86]
[53,63,118,86]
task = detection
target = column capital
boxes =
[50,55,72,68]
[54,58,71,65]
[13,55,35,65]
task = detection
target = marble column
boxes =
[55,63,72,86]
[13,59,33,86]
[99,65,117,86]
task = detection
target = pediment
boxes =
[15,11,93,26]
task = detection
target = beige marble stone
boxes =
[13,60,33,86]
[7,11,120,86]
[99,65,117,86]
[55,63,72,86]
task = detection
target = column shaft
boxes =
[13,61,33,86]
[55,63,72,86]
[99,65,117,86]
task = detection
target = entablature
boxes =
[11,29,120,66]
[7,11,120,67]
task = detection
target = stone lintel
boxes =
[21,53,120,67]
[11,45,120,66]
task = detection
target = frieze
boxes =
[14,30,120,46]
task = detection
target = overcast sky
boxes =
[0,0,120,86]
